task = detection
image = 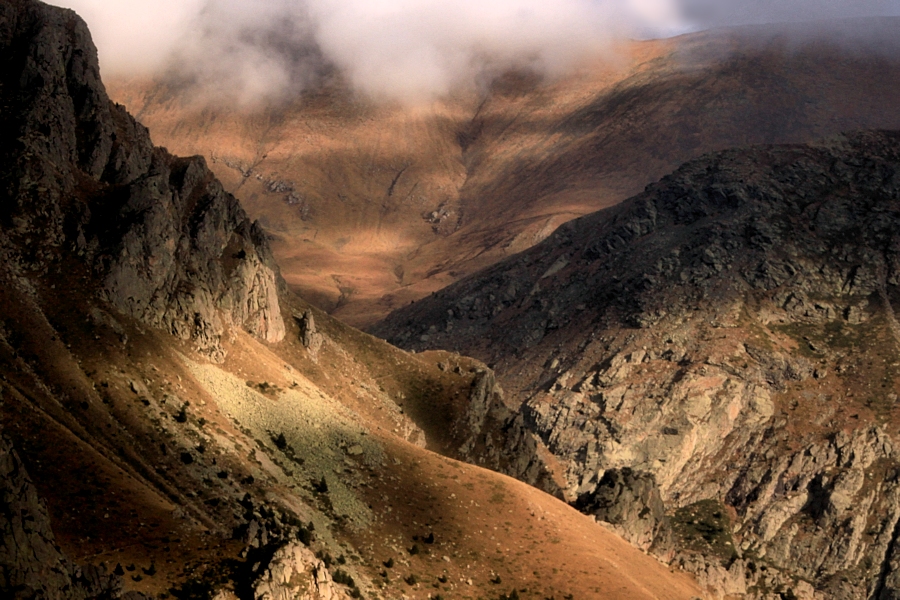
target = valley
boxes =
[108,18,900,326]
[4,0,900,599]
[0,1,700,599]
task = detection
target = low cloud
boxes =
[52,0,900,105]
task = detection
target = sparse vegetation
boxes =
[296,524,314,546]
[316,550,333,567]
[322,556,365,597]
[670,499,737,563]
[333,568,355,587]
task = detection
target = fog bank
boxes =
[52,0,900,104]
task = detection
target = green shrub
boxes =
[333,569,355,587]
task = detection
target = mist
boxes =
[52,0,900,105]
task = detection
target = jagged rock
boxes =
[374,131,900,598]
[253,544,351,600]
[0,0,285,361]
[456,370,509,456]
[295,310,324,360]
[575,468,667,551]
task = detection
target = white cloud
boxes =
[50,0,900,104]
[54,0,205,74]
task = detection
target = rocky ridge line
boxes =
[0,0,284,360]
[374,130,900,599]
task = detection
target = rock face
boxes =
[110,18,900,327]
[0,3,705,600]
[0,0,284,359]
[0,433,132,600]
[374,130,900,598]
[254,544,351,600]
[295,310,324,361]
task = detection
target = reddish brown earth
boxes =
[0,270,703,599]
[108,18,900,327]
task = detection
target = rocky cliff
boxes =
[109,18,900,326]
[374,130,900,598]
[0,0,284,360]
[0,2,706,599]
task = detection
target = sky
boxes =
[52,0,900,104]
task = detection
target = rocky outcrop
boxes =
[295,310,324,361]
[254,544,351,600]
[374,130,900,598]
[0,0,284,359]
[0,433,135,599]
[574,468,667,551]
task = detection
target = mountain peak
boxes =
[0,0,284,360]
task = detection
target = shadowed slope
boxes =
[373,130,900,598]
[109,18,900,326]
[0,1,704,598]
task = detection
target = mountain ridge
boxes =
[107,17,900,326]
[0,2,705,599]
[373,129,900,598]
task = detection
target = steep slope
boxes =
[108,18,900,326]
[0,432,130,600]
[374,130,900,598]
[0,0,284,360]
[0,2,703,599]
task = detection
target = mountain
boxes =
[0,1,703,599]
[373,130,900,598]
[107,18,900,326]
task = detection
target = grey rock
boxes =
[254,543,352,600]
[295,310,324,360]
[373,131,900,598]
[0,0,285,361]
[575,468,667,551]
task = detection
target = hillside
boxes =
[0,1,704,599]
[373,129,900,598]
[108,18,900,326]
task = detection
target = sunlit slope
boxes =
[0,269,703,599]
[109,18,900,326]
